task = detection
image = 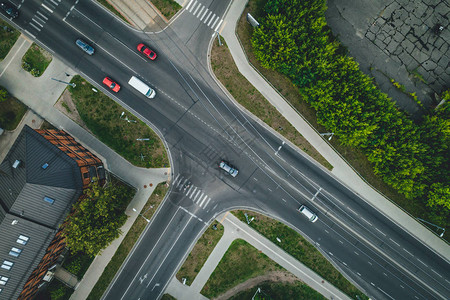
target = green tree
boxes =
[62,179,129,256]
[0,86,8,102]
[427,183,450,210]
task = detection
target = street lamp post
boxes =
[132,208,150,223]
[417,218,445,238]
[51,77,76,88]
[320,132,334,141]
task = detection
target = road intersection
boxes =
[0,0,449,299]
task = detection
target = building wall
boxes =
[16,129,104,299]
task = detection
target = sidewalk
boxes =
[166,213,351,300]
[0,35,169,299]
[217,0,449,260]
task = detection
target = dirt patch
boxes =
[54,88,91,134]
[214,271,299,300]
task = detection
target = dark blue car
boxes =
[76,39,94,55]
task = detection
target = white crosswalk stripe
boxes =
[203,11,212,23]
[185,0,194,11]
[200,8,208,21]
[193,190,202,201]
[172,174,212,209]
[192,3,201,15]
[207,14,216,26]
[196,6,205,18]
[189,0,197,12]
[185,2,223,31]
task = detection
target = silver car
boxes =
[219,160,239,177]
[76,39,94,55]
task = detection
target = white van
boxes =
[298,205,318,222]
[128,76,156,98]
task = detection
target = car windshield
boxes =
[110,83,115,89]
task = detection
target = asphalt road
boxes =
[1,0,449,299]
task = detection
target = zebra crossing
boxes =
[172,174,211,209]
[185,0,224,32]
[26,0,62,37]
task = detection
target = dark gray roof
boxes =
[0,215,54,300]
[0,125,84,299]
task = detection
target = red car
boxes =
[103,77,120,92]
[137,43,157,60]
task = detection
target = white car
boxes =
[219,160,239,177]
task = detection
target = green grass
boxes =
[68,75,169,168]
[176,220,224,285]
[87,183,168,300]
[229,280,327,300]
[0,91,27,130]
[22,43,52,77]
[96,0,130,24]
[62,102,71,113]
[200,239,285,298]
[0,19,20,61]
[151,0,182,19]
[232,211,368,300]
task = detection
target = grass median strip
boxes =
[67,75,169,168]
[87,182,168,300]
[176,220,224,285]
[211,38,332,170]
[200,239,288,299]
[232,210,368,300]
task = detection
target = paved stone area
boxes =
[326,0,449,119]
[365,0,450,92]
